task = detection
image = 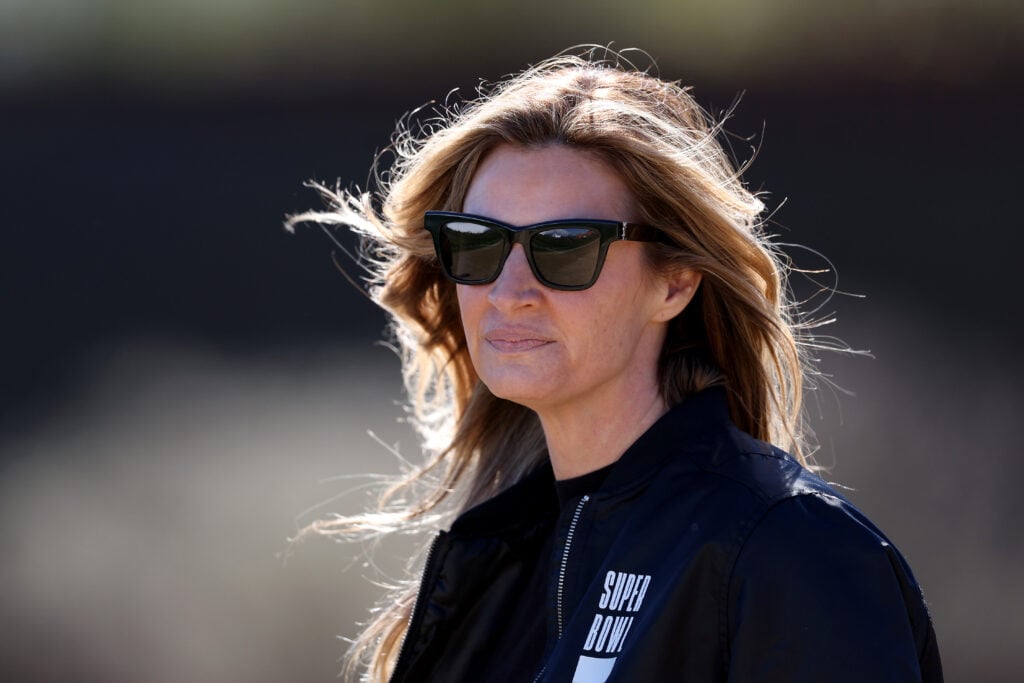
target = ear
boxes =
[651,268,701,323]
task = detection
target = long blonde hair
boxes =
[288,50,824,681]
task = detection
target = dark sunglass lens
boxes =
[531,227,603,287]
[441,221,506,282]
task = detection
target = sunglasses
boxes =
[424,211,663,291]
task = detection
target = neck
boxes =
[538,386,668,481]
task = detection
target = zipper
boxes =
[557,494,590,636]
[390,531,445,682]
[534,493,590,683]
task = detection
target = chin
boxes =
[481,374,559,408]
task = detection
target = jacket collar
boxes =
[600,385,738,494]
[449,458,558,536]
[449,387,742,535]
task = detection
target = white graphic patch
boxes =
[572,655,616,683]
[570,570,652,680]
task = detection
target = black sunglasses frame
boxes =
[424,211,662,291]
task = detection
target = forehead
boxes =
[463,144,638,225]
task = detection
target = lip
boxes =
[484,327,554,353]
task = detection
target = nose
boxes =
[487,244,542,309]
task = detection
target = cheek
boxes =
[455,286,484,338]
[562,296,619,354]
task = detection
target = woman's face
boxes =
[457,144,698,416]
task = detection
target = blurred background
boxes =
[2,1,1022,680]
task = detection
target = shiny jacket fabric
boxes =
[390,388,942,682]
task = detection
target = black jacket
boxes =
[391,388,942,682]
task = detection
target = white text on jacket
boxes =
[583,571,652,654]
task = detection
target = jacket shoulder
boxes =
[684,423,836,506]
[724,491,942,681]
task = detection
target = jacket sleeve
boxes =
[726,493,942,682]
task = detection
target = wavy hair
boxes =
[287,49,828,681]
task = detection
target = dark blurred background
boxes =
[2,2,1022,681]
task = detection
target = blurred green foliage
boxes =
[2,0,1021,91]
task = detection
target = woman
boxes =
[289,51,942,682]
